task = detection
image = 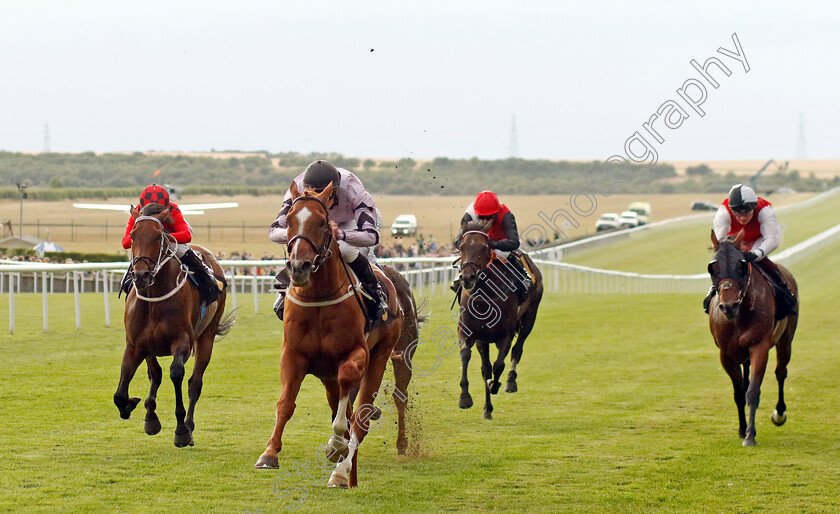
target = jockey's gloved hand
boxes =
[744,251,760,263]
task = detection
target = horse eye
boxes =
[707,261,717,275]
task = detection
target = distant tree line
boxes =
[0,151,835,199]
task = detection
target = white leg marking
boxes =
[331,429,359,482]
[329,395,350,453]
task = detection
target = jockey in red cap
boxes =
[452,190,531,301]
[703,183,797,317]
[121,184,223,305]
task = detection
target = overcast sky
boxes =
[0,1,836,161]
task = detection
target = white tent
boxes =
[33,241,65,254]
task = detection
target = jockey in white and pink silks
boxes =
[269,160,388,321]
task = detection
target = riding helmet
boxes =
[139,184,170,207]
[302,160,341,192]
[473,190,501,216]
[728,184,758,212]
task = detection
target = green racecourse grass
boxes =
[2,238,840,513]
[562,190,840,274]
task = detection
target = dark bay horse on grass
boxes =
[256,182,418,488]
[114,204,234,447]
[708,230,798,446]
[457,220,543,419]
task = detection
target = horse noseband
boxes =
[287,195,334,273]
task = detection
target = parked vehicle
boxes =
[595,213,620,232]
[691,201,718,211]
[619,211,640,228]
[627,202,651,225]
[390,214,418,236]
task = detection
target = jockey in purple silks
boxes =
[269,160,388,321]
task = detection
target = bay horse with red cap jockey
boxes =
[114,194,234,447]
[706,184,799,446]
[453,191,543,419]
[257,177,411,488]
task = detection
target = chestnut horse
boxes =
[114,204,234,447]
[255,182,409,488]
[708,230,798,446]
[457,220,543,419]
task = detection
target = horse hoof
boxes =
[144,417,162,435]
[489,381,501,395]
[771,410,787,426]
[328,475,349,489]
[505,381,518,393]
[742,437,756,447]
[119,397,141,419]
[255,454,279,469]
[483,411,493,420]
[459,395,473,409]
[174,430,193,448]
[370,406,381,421]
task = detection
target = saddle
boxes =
[274,265,395,332]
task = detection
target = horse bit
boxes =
[131,215,179,287]
[459,230,491,275]
[286,195,334,273]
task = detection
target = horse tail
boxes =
[214,308,238,342]
[414,297,429,328]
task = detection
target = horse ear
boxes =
[482,219,493,232]
[130,205,139,219]
[158,208,171,221]
[710,229,719,250]
[318,182,334,201]
[290,180,301,200]
[733,229,745,248]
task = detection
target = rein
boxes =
[131,215,185,303]
[713,244,753,305]
[459,230,492,275]
[284,194,362,309]
[286,196,334,274]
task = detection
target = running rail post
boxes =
[42,272,48,333]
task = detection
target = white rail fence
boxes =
[3,202,840,334]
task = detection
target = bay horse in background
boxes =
[457,220,543,419]
[708,229,798,446]
[256,182,416,488]
[114,203,234,447]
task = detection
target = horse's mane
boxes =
[140,203,168,216]
[464,220,488,233]
[139,203,174,224]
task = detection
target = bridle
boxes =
[710,242,752,305]
[130,215,187,302]
[459,230,492,275]
[284,194,367,310]
[286,195,334,274]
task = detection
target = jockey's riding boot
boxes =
[349,254,388,322]
[508,253,531,302]
[119,269,133,297]
[273,268,291,321]
[771,268,798,318]
[181,248,220,305]
[450,273,462,294]
[703,284,717,314]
